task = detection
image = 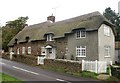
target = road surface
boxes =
[0,58,101,83]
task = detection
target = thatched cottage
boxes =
[8,11,116,63]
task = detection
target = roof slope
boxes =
[8,11,114,46]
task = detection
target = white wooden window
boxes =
[41,47,46,55]
[76,46,86,57]
[9,48,12,52]
[104,25,110,36]
[22,47,25,54]
[28,47,31,54]
[76,30,86,39]
[17,48,20,54]
[104,46,111,57]
[48,48,52,54]
[47,34,53,41]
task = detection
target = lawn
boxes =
[0,73,24,83]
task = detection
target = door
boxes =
[46,48,55,59]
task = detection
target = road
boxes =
[0,58,100,83]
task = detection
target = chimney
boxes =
[47,15,55,23]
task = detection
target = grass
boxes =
[80,71,98,79]
[42,66,98,79]
[0,73,24,83]
[41,65,119,83]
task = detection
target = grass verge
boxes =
[0,73,24,83]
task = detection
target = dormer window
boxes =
[14,38,18,44]
[76,29,86,39]
[25,36,30,42]
[47,34,53,41]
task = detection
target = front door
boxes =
[46,48,55,59]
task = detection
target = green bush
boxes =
[80,71,98,79]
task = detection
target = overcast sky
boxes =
[0,0,120,26]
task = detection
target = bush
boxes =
[80,71,98,79]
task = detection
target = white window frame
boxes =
[104,25,110,36]
[48,48,52,54]
[76,30,86,39]
[104,46,111,57]
[47,34,53,41]
[76,46,86,57]
[9,48,12,53]
[17,48,20,54]
[22,47,25,54]
[28,47,31,54]
[41,47,46,55]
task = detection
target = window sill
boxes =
[41,54,46,55]
[104,34,110,37]
[46,40,54,42]
[76,56,86,58]
[104,56,111,58]
[76,37,86,39]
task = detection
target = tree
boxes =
[0,27,2,49]
[103,7,120,41]
[2,16,29,51]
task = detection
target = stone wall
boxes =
[2,53,37,66]
[44,59,82,73]
[12,54,37,65]
[2,52,10,60]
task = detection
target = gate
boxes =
[37,56,45,65]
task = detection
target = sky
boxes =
[0,0,120,26]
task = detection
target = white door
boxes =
[47,48,55,59]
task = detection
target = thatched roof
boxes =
[8,11,115,46]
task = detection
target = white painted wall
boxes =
[98,24,115,64]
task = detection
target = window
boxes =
[17,48,20,54]
[41,47,46,55]
[76,46,86,57]
[104,25,110,36]
[22,47,25,54]
[76,30,86,39]
[48,48,52,54]
[104,46,111,57]
[28,47,31,54]
[47,34,53,41]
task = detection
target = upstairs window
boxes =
[47,34,53,41]
[76,46,86,57]
[76,30,86,39]
[41,47,46,55]
[28,47,31,54]
[104,25,110,36]
[22,47,25,54]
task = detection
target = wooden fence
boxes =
[82,60,107,73]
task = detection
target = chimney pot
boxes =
[47,16,55,23]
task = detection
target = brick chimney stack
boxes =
[47,15,55,23]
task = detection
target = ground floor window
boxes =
[48,48,52,54]
[104,46,111,57]
[28,47,31,54]
[22,47,25,54]
[76,46,86,57]
[17,48,20,54]
[41,47,46,55]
